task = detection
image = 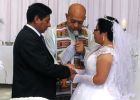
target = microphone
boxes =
[73,31,79,41]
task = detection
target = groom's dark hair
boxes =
[26,3,52,23]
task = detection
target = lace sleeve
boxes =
[95,46,114,57]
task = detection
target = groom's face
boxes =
[34,15,51,33]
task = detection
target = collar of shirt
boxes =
[26,24,41,37]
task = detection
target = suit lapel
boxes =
[24,26,54,63]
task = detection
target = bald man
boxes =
[44,3,98,93]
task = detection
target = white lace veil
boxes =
[112,21,134,98]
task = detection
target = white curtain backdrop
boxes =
[0,0,139,43]
[0,1,140,100]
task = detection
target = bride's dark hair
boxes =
[97,16,119,42]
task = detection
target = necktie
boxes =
[40,35,46,44]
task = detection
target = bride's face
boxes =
[93,25,103,45]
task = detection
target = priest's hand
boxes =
[75,40,85,54]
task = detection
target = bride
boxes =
[70,16,134,100]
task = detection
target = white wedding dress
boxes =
[71,46,129,100]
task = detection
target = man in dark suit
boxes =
[12,3,74,100]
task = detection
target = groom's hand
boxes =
[65,64,77,81]
[65,64,76,75]
[70,73,76,81]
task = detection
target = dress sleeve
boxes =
[95,46,114,57]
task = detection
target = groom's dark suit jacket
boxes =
[12,26,70,99]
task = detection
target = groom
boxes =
[12,3,75,100]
